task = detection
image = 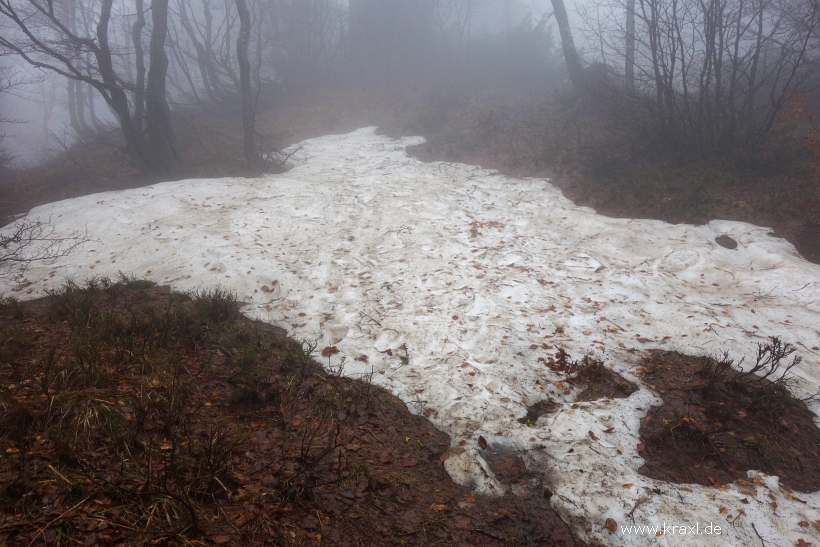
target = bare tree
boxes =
[0,63,27,168]
[571,0,820,158]
[624,0,635,91]
[550,0,587,89]
[0,0,179,174]
[235,0,257,165]
[132,0,147,136]
[145,0,178,171]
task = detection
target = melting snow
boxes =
[3,127,820,546]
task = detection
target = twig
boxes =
[751,522,767,547]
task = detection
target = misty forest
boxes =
[2,0,820,546]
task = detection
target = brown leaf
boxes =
[429,503,449,512]
[477,436,488,449]
[321,346,340,357]
[400,457,419,468]
[605,518,617,532]
[798,521,809,527]
[785,492,808,503]
[636,443,645,452]
[453,515,471,530]
[798,539,808,547]
[439,452,450,462]
[464,490,476,503]
[588,430,599,441]
[209,535,231,544]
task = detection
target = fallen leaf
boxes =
[785,492,807,503]
[429,503,449,512]
[605,518,617,532]
[798,521,809,527]
[209,536,231,544]
[636,443,645,452]
[453,515,471,530]
[622,483,633,489]
[464,491,476,503]
[401,457,419,467]
[588,430,599,441]
[478,436,488,449]
[321,346,340,357]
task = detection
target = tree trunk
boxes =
[67,79,82,135]
[625,0,636,91]
[74,77,88,132]
[179,0,219,103]
[86,82,105,131]
[131,0,146,136]
[235,0,257,165]
[550,0,586,90]
[145,0,178,173]
[95,0,144,166]
[64,0,83,136]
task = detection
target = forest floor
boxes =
[2,81,820,546]
[0,279,585,546]
[3,282,819,545]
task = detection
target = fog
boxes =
[1,0,820,545]
[0,0,558,166]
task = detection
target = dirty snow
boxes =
[3,127,820,546]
